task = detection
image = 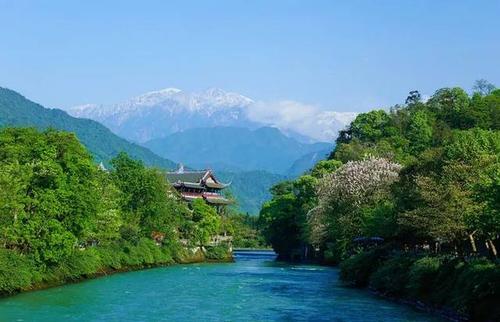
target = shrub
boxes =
[96,245,125,270]
[407,256,442,299]
[54,249,102,281]
[0,249,33,293]
[427,256,464,306]
[452,259,500,321]
[339,249,386,287]
[323,243,342,265]
[135,238,156,265]
[370,256,415,296]
[205,245,230,260]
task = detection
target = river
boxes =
[0,250,443,321]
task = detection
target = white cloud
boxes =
[246,100,357,142]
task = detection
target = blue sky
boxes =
[1,0,499,112]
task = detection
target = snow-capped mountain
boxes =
[66,88,259,143]
[65,87,356,143]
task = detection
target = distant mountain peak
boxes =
[64,86,354,143]
[195,87,254,107]
[129,87,183,107]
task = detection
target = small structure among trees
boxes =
[166,166,234,251]
[165,166,232,212]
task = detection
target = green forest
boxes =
[259,82,500,321]
[0,128,237,295]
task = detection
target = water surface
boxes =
[0,251,442,321]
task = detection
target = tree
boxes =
[350,110,392,142]
[473,79,496,96]
[406,110,433,154]
[0,128,100,264]
[310,159,342,178]
[311,158,402,257]
[111,152,186,243]
[405,90,422,105]
[190,199,221,247]
[427,87,470,128]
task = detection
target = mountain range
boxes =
[144,126,332,175]
[65,87,354,144]
[66,88,259,143]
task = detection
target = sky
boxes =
[1,0,499,114]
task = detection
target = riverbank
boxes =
[0,242,233,299]
[339,249,500,322]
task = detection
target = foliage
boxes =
[309,158,401,257]
[190,198,221,247]
[341,252,500,321]
[224,213,267,248]
[205,245,230,260]
[259,82,500,319]
[339,249,386,287]
[0,249,34,293]
[0,127,223,295]
[369,256,415,296]
[406,256,443,298]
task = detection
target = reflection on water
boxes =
[0,250,443,322]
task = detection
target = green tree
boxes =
[406,110,433,154]
[190,199,221,247]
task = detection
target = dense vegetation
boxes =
[0,128,229,295]
[0,87,176,169]
[259,81,499,320]
[224,213,267,249]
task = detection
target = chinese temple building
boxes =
[165,167,231,207]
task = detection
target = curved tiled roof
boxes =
[165,170,208,184]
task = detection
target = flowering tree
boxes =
[308,157,402,256]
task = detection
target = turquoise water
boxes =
[0,251,442,322]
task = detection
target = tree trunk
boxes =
[488,239,497,258]
[468,233,477,253]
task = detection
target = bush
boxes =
[96,245,125,270]
[452,259,500,321]
[370,256,415,296]
[339,249,386,287]
[150,244,174,264]
[323,243,342,265]
[205,245,230,260]
[53,249,102,281]
[407,256,442,299]
[0,249,33,293]
[426,256,464,306]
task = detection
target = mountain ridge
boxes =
[144,126,333,175]
[0,87,176,169]
[64,87,354,143]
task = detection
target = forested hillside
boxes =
[217,170,285,215]
[259,83,500,321]
[0,87,176,169]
